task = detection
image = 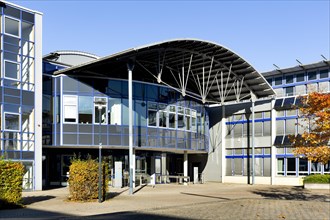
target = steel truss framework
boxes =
[54,39,275,105]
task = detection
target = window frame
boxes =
[93,97,108,125]
[4,112,21,132]
[4,59,20,81]
[4,16,21,38]
[63,95,78,124]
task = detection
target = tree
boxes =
[289,92,330,164]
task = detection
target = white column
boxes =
[161,153,167,183]
[183,151,188,185]
[128,61,134,195]
[221,104,226,183]
[271,98,277,185]
[34,12,43,191]
[251,94,256,185]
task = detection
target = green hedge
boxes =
[68,158,108,201]
[304,174,330,184]
[0,159,24,209]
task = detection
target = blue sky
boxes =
[11,0,330,72]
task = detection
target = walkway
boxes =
[1,183,329,219]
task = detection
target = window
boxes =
[5,112,20,131]
[63,96,77,123]
[5,17,20,37]
[168,106,176,129]
[286,75,294,84]
[108,98,121,125]
[296,73,305,82]
[274,77,282,85]
[94,97,107,124]
[185,109,191,130]
[4,60,20,80]
[311,162,322,174]
[320,69,329,79]
[285,87,294,96]
[78,96,93,124]
[298,158,308,175]
[308,71,317,80]
[177,107,185,129]
[287,158,296,175]
[191,110,197,132]
[158,104,167,128]
[148,103,157,127]
[266,78,272,85]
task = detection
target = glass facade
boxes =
[0,4,36,190]
[42,65,209,152]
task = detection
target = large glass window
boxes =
[308,71,317,80]
[5,113,20,131]
[277,158,284,175]
[158,104,167,128]
[168,105,176,129]
[135,100,147,126]
[94,97,107,124]
[78,96,93,124]
[185,108,191,130]
[148,103,157,127]
[5,16,20,37]
[177,106,185,129]
[191,110,197,132]
[63,96,77,123]
[286,75,294,84]
[287,158,296,175]
[285,87,294,96]
[296,73,305,82]
[298,158,308,176]
[320,69,329,79]
[4,60,20,80]
[274,77,282,85]
[108,98,121,125]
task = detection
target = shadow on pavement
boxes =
[251,186,329,201]
[180,192,230,201]
[105,188,129,200]
[0,207,74,218]
[22,195,56,205]
[82,211,187,220]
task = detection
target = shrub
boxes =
[303,174,330,184]
[68,158,108,201]
[0,159,24,209]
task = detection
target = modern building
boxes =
[1,1,329,191]
[41,40,275,188]
[0,1,42,190]
[205,59,330,186]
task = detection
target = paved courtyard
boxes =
[1,183,329,219]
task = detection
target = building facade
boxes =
[0,1,42,190]
[1,1,329,191]
[204,60,330,186]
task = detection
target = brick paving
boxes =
[0,183,329,219]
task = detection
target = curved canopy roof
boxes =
[54,39,275,104]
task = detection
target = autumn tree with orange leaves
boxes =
[289,92,330,164]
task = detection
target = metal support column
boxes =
[183,150,188,185]
[251,93,256,185]
[128,60,135,195]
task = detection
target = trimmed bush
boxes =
[68,158,108,201]
[0,159,25,209]
[303,174,330,184]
